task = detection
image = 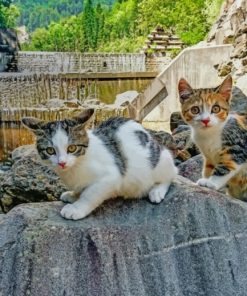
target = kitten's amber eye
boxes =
[67,145,77,153]
[46,147,55,155]
[212,105,221,113]
[191,106,200,114]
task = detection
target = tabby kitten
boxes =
[22,109,177,220]
[178,75,247,199]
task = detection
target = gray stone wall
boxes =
[17,52,146,73]
[0,73,153,114]
[145,56,172,72]
[0,73,101,109]
[0,53,9,72]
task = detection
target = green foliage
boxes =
[205,0,225,25]
[172,0,209,45]
[98,36,146,52]
[0,0,20,28]
[24,0,224,53]
[138,0,224,45]
[13,0,115,31]
[138,0,176,33]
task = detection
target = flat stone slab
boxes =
[1,176,247,296]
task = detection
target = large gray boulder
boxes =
[1,176,247,296]
[0,145,66,213]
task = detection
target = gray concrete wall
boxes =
[17,52,146,73]
[143,45,234,130]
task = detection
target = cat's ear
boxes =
[22,117,44,133]
[178,78,193,103]
[216,75,233,102]
[72,109,94,128]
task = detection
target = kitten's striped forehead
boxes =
[182,88,230,110]
[52,127,68,148]
[42,121,70,138]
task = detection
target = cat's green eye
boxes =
[46,147,56,155]
[67,145,77,153]
[212,105,221,113]
[191,106,200,114]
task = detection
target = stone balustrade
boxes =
[17,52,146,73]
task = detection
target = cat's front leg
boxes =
[202,159,215,178]
[60,178,117,220]
[197,163,243,190]
[149,183,170,203]
[197,178,217,189]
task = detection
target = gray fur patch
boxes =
[135,130,149,147]
[212,116,247,177]
[35,120,89,159]
[93,117,130,175]
[35,121,63,160]
[214,165,230,176]
[149,140,161,168]
[36,137,53,160]
[222,117,247,165]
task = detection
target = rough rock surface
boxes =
[0,145,66,213]
[231,82,247,115]
[172,129,200,164]
[178,154,203,182]
[1,176,247,296]
[170,111,186,132]
[208,0,247,77]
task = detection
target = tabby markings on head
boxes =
[21,109,93,170]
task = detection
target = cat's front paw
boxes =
[60,204,89,220]
[197,178,216,190]
[149,184,169,204]
[60,191,77,203]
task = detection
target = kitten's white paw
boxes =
[197,178,216,189]
[60,191,77,203]
[149,184,169,204]
[60,204,89,220]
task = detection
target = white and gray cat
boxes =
[22,109,177,220]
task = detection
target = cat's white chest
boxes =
[192,128,222,162]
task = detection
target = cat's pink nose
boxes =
[201,118,210,126]
[58,162,67,169]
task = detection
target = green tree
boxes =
[24,0,224,52]
[82,0,95,50]
[173,0,209,44]
[0,0,19,28]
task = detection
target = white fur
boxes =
[191,123,224,164]
[48,127,78,168]
[53,121,177,220]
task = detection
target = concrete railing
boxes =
[128,45,233,129]
[17,52,146,73]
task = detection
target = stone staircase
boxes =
[125,44,233,129]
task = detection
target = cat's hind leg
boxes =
[148,183,170,203]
